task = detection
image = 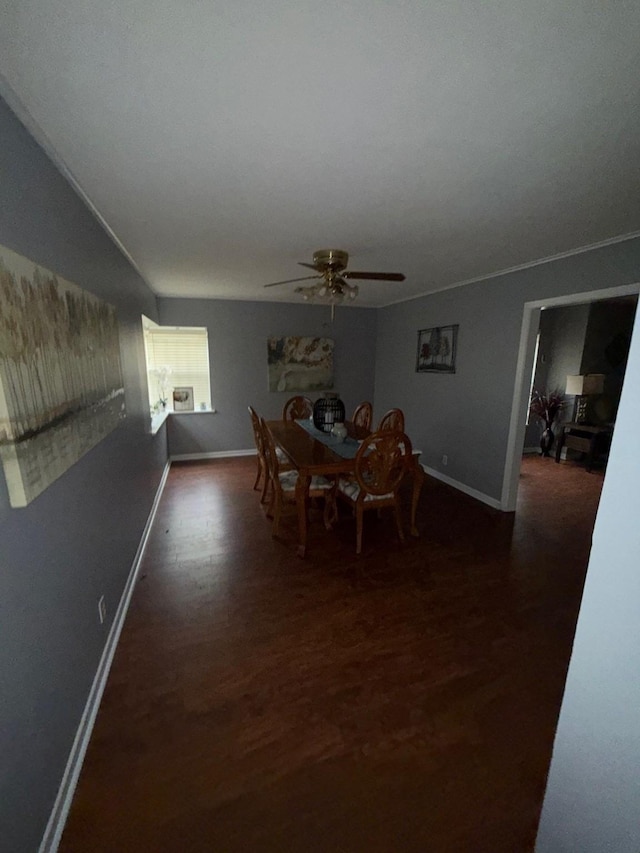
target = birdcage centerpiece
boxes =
[313,392,345,433]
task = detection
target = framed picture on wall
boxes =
[173,387,194,411]
[0,243,126,508]
[266,336,334,392]
[416,325,459,373]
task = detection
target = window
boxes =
[142,317,211,412]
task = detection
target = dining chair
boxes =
[261,418,336,539]
[248,406,292,503]
[336,429,413,554]
[378,407,405,432]
[352,401,373,431]
[248,405,268,499]
[282,395,313,421]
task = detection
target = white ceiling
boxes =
[1,0,639,307]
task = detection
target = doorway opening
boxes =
[501,283,639,512]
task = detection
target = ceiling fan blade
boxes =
[342,271,405,281]
[298,262,320,271]
[264,275,322,288]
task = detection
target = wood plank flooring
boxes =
[60,455,604,852]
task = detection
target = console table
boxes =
[555,422,613,472]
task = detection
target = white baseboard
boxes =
[422,464,502,511]
[170,449,255,462]
[38,459,171,853]
[523,446,541,455]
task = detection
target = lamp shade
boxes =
[565,374,605,395]
[566,375,585,395]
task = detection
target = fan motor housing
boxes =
[313,249,349,271]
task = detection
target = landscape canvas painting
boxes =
[0,244,125,507]
[416,325,459,373]
[267,336,334,392]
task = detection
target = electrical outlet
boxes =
[98,595,106,625]
[441,454,448,466]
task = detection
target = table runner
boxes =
[295,419,362,459]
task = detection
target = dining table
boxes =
[266,418,425,557]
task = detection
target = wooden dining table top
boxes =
[266,418,425,556]
[266,419,369,476]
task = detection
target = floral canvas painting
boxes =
[267,336,334,392]
[0,244,125,507]
[416,325,459,373]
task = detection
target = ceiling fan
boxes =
[264,249,405,319]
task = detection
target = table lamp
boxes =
[565,374,606,423]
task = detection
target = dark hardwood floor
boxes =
[60,454,604,852]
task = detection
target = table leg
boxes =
[409,458,425,537]
[295,473,310,558]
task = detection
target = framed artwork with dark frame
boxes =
[173,386,194,411]
[416,325,459,373]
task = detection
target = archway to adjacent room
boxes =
[500,282,640,513]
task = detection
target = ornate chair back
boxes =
[378,408,405,432]
[282,395,313,421]
[336,429,412,554]
[352,401,373,431]
[248,405,268,499]
[248,405,263,454]
[261,417,335,539]
[355,429,412,499]
[261,417,280,484]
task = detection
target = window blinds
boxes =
[144,326,211,410]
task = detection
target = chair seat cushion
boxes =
[279,470,333,491]
[275,447,289,462]
[338,477,393,502]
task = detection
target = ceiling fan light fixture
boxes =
[295,285,317,301]
[268,249,404,316]
[294,282,348,304]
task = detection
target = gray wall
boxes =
[524,303,590,448]
[0,97,166,851]
[158,298,377,456]
[544,304,591,394]
[374,239,640,502]
[580,297,638,421]
[535,306,640,852]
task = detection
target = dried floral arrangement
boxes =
[529,388,566,428]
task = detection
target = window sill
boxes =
[151,408,216,433]
[169,408,217,415]
[150,410,169,435]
